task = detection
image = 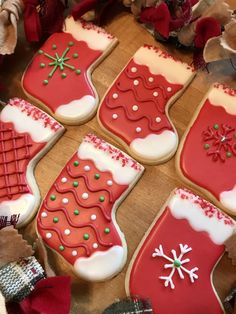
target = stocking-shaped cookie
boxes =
[176,83,236,215]
[98,45,195,164]
[37,133,144,281]
[22,17,117,125]
[126,188,235,314]
[0,98,64,228]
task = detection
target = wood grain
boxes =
[0,2,236,313]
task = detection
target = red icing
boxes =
[180,99,236,200]
[0,122,45,202]
[37,154,129,265]
[22,33,102,113]
[98,56,183,145]
[128,205,225,314]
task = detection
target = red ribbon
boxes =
[7,276,71,314]
[23,0,42,42]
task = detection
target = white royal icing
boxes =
[130,131,177,162]
[55,95,96,121]
[220,185,236,213]
[73,245,125,281]
[0,194,36,226]
[208,84,236,115]
[78,140,143,185]
[63,17,116,52]
[133,46,194,85]
[168,189,235,245]
[1,105,58,143]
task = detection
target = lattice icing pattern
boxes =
[177,83,236,215]
[22,17,117,125]
[0,98,64,228]
[98,45,195,164]
[37,134,144,281]
[126,188,236,314]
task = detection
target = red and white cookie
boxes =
[0,98,64,228]
[98,45,195,164]
[22,17,118,125]
[176,83,236,215]
[126,188,235,314]
[37,133,144,281]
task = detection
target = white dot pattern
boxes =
[62,198,69,204]
[134,80,139,86]
[156,117,161,123]
[64,229,71,235]
[153,91,158,97]
[84,165,90,172]
[46,232,52,239]
[72,250,77,256]
[107,180,113,186]
[93,243,98,249]
[132,105,138,111]
[112,114,118,120]
[136,127,142,133]
[112,93,118,99]
[61,177,67,183]
[91,214,97,221]
[41,212,47,218]
[82,193,89,200]
[131,67,137,73]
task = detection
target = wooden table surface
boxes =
[1,2,236,313]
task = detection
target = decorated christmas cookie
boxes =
[0,98,64,228]
[37,133,144,281]
[126,188,236,314]
[176,83,236,215]
[97,45,195,164]
[22,17,118,125]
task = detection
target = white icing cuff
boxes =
[220,185,236,213]
[0,194,36,227]
[130,131,177,162]
[1,98,63,143]
[78,134,144,185]
[73,246,125,281]
[133,46,195,85]
[55,95,96,122]
[208,83,236,115]
[63,17,117,52]
[169,189,236,245]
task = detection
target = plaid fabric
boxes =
[102,297,153,314]
[0,256,45,302]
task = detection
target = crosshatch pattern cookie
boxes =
[126,188,236,314]
[37,134,144,281]
[0,98,64,229]
[98,45,195,164]
[22,17,118,125]
[176,83,236,215]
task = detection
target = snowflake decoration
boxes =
[202,123,236,162]
[152,244,199,289]
[38,42,81,85]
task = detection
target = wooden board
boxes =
[0,2,236,313]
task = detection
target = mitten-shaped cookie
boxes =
[126,188,235,314]
[98,45,195,164]
[22,17,118,125]
[176,83,236,215]
[0,98,64,228]
[37,134,144,281]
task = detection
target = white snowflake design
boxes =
[152,244,199,289]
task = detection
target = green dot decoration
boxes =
[226,152,232,158]
[83,233,89,240]
[73,181,79,187]
[74,209,80,215]
[234,134,236,138]
[94,173,100,180]
[52,44,57,50]
[38,50,43,54]
[174,259,181,268]
[59,245,65,251]
[73,53,78,58]
[40,63,45,68]
[68,41,74,47]
[50,194,56,201]
[53,217,59,223]
[62,73,67,78]
[213,124,219,130]
[204,143,210,150]
[99,196,105,202]
[74,161,79,167]
[104,228,110,234]
[43,80,48,85]
[76,69,81,75]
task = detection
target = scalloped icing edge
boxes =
[133,45,195,85]
[63,17,117,52]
